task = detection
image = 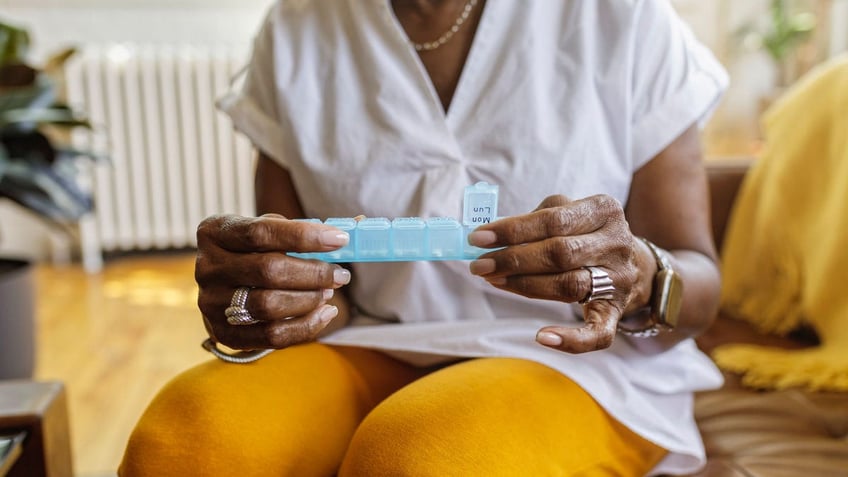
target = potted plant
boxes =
[0,19,100,379]
[738,0,817,89]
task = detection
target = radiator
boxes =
[65,43,256,268]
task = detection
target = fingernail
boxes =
[487,276,507,286]
[468,230,497,247]
[469,258,496,275]
[322,288,334,300]
[333,268,351,286]
[319,305,339,323]
[537,331,563,347]
[320,230,349,247]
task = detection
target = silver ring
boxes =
[225,287,259,325]
[579,266,615,304]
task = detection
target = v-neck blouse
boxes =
[219,0,728,474]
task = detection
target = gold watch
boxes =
[617,238,683,337]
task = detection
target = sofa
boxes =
[689,158,848,476]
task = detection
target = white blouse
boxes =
[219,0,729,474]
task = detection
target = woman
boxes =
[120,0,728,475]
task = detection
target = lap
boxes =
[120,346,665,477]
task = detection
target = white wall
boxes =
[1,0,275,62]
[832,0,848,55]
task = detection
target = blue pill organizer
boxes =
[289,182,500,262]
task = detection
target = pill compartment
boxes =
[355,217,392,258]
[289,181,500,262]
[392,217,426,258]
[427,217,463,258]
[463,182,499,226]
[324,217,357,260]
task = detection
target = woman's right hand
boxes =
[195,213,352,351]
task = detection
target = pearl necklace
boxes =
[411,0,479,52]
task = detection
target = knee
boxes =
[339,386,480,477]
[340,402,434,476]
[120,344,368,477]
[119,361,253,477]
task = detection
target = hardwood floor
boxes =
[33,252,209,477]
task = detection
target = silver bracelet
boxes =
[616,303,672,338]
[616,321,671,338]
[202,338,275,364]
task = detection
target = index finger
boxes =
[197,214,350,254]
[468,195,612,248]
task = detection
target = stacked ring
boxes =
[579,266,616,304]
[225,287,259,325]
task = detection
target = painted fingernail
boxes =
[537,331,563,347]
[322,288,334,300]
[319,305,339,323]
[320,230,349,247]
[468,230,497,247]
[470,258,496,275]
[333,268,351,286]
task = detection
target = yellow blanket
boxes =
[713,55,848,391]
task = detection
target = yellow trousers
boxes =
[119,343,665,476]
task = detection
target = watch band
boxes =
[617,237,680,337]
[642,237,672,274]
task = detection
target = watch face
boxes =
[655,269,683,328]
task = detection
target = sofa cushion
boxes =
[691,371,848,477]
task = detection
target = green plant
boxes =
[739,0,817,86]
[0,19,101,235]
[762,0,816,63]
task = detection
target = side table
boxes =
[0,381,72,477]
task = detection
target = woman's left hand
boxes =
[468,194,650,354]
